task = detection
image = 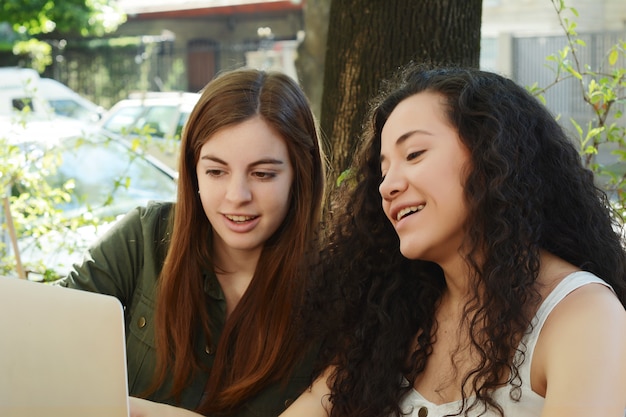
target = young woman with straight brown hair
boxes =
[57,68,325,417]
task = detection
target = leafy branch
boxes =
[528,0,626,219]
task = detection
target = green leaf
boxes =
[583,145,598,155]
[585,127,605,141]
[570,118,583,138]
[566,66,583,80]
[336,169,352,187]
[609,49,619,66]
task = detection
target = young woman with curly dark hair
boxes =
[282,65,626,417]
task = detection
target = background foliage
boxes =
[1,0,124,36]
[528,0,626,220]
[0,0,126,71]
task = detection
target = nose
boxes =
[225,174,252,203]
[379,167,407,201]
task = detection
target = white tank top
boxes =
[397,271,611,417]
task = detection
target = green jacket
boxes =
[56,201,316,416]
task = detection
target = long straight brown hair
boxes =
[151,69,325,414]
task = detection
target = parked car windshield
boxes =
[41,135,177,218]
[103,104,182,137]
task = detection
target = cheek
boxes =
[381,200,392,221]
[276,173,294,208]
[274,184,293,217]
[197,181,220,215]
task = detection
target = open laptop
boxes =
[0,276,130,417]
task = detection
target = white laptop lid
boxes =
[0,276,130,417]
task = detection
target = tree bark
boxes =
[295,0,331,120]
[320,0,483,180]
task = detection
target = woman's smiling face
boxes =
[379,92,471,265]
[196,116,294,258]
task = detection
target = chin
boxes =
[399,245,421,260]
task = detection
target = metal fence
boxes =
[47,41,188,109]
[0,36,294,110]
[0,40,188,109]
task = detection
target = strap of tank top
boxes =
[516,271,610,383]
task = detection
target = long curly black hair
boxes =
[303,64,626,417]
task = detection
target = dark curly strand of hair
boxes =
[304,64,626,417]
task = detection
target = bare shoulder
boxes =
[541,279,625,346]
[533,278,625,368]
[550,279,624,321]
[534,278,626,417]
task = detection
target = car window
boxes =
[45,136,177,218]
[12,97,35,111]
[48,99,80,117]
[102,106,145,133]
[48,99,97,122]
[135,105,179,138]
[175,111,192,139]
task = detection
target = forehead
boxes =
[380,92,449,151]
[200,117,290,158]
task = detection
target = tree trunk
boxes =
[321,0,483,180]
[295,0,331,120]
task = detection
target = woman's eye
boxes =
[253,171,276,180]
[206,169,224,177]
[407,150,425,161]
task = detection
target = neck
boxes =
[213,244,262,316]
[438,254,473,303]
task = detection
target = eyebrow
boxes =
[199,155,286,168]
[380,129,433,163]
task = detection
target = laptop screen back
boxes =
[0,276,129,417]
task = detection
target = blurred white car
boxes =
[1,117,177,281]
[0,67,104,122]
[38,77,105,122]
[99,91,201,169]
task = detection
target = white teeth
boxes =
[226,215,255,222]
[396,205,425,221]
